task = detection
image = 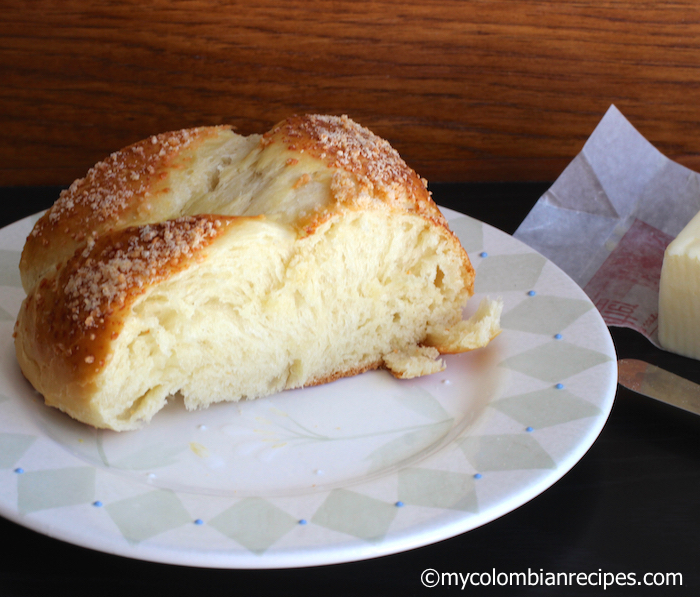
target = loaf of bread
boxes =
[14,115,502,431]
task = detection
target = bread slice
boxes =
[14,115,501,431]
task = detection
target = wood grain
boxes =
[3,0,700,186]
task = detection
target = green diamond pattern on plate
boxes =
[365,419,453,473]
[209,497,298,555]
[0,250,22,287]
[17,467,95,514]
[449,216,484,255]
[493,388,602,429]
[398,468,477,511]
[475,253,547,293]
[501,295,593,334]
[109,442,187,471]
[0,433,36,468]
[312,488,398,543]
[502,341,611,382]
[105,489,191,544]
[397,386,450,421]
[459,434,556,471]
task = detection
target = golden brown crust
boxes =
[264,115,426,197]
[301,360,384,389]
[265,115,442,220]
[19,126,230,292]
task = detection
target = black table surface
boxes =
[1,183,698,597]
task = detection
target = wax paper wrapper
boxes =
[514,105,700,347]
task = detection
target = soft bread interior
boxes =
[89,211,474,430]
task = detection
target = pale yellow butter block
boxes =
[658,210,700,359]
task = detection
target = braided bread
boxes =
[14,115,501,431]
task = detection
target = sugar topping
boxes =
[63,216,226,328]
[267,115,424,192]
[43,128,208,228]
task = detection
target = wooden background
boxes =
[3,0,700,186]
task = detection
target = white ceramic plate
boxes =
[0,208,616,569]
